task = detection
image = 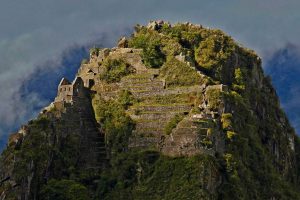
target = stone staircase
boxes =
[98,71,204,101]
[120,73,164,92]
[63,98,107,169]
[161,113,216,156]
[92,65,218,154]
[82,121,107,169]
[128,102,192,148]
[116,71,203,149]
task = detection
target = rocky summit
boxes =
[1,21,300,200]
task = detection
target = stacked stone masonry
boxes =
[52,77,107,168]
[49,47,226,157]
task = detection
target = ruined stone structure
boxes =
[54,77,86,103]
[147,20,171,30]
[71,44,228,157]
[1,20,300,199]
[51,76,106,169]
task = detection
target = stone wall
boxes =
[50,76,107,169]
[71,46,227,157]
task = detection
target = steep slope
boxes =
[0,21,300,200]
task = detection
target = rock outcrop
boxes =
[0,20,300,200]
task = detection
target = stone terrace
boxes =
[83,47,225,156]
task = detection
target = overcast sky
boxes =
[1,0,300,143]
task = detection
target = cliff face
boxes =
[1,21,300,200]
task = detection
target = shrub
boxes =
[234,68,244,84]
[94,94,135,153]
[128,31,166,68]
[164,114,185,135]
[221,113,233,130]
[90,47,100,56]
[41,179,89,200]
[160,23,182,37]
[232,68,246,91]
[13,118,51,183]
[100,59,135,83]
[143,41,166,67]
[181,31,202,48]
[205,88,222,110]
[159,57,202,87]
[97,152,219,200]
[226,131,236,140]
[195,32,235,70]
[117,90,135,109]
[161,38,183,56]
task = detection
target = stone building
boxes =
[54,76,86,103]
[77,66,100,88]
[51,75,106,169]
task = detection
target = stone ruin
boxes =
[49,75,107,169]
[147,20,170,30]
[54,76,86,103]
[45,43,228,158]
[146,20,203,31]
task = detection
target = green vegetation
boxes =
[159,57,203,87]
[97,152,219,199]
[107,23,300,198]
[117,90,136,109]
[226,131,236,140]
[129,22,257,85]
[159,23,202,49]
[234,68,244,85]
[164,114,185,135]
[41,179,89,200]
[12,117,51,184]
[221,113,233,130]
[216,69,300,199]
[200,137,213,149]
[94,91,135,153]
[90,47,100,56]
[1,21,300,200]
[128,30,166,68]
[221,113,237,140]
[232,68,246,92]
[206,87,223,110]
[4,116,93,199]
[194,31,235,71]
[100,58,135,83]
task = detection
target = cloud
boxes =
[265,44,300,134]
[0,31,122,140]
[1,0,300,142]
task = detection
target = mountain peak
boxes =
[1,21,299,199]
